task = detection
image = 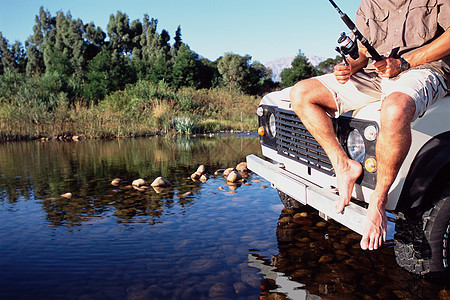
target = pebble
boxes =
[111,178,121,186]
[60,192,72,199]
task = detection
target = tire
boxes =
[394,185,450,276]
[277,190,303,210]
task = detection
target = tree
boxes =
[0,33,19,72]
[217,53,252,92]
[171,43,197,88]
[317,55,342,74]
[107,11,132,55]
[174,26,182,52]
[280,50,318,87]
[83,48,135,100]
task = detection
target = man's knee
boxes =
[290,79,332,112]
[289,80,311,110]
[381,93,416,124]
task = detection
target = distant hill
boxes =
[265,55,326,82]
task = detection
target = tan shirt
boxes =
[355,0,450,85]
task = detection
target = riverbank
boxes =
[0,80,262,142]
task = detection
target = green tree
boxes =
[171,44,197,88]
[217,53,252,92]
[83,48,135,100]
[317,55,342,74]
[173,26,182,52]
[0,33,20,72]
[280,50,318,87]
[107,11,132,55]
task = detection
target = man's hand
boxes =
[334,62,352,84]
[374,58,402,78]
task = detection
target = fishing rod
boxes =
[329,0,383,62]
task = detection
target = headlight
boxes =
[347,129,365,163]
[268,113,276,138]
[364,125,378,141]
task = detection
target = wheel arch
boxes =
[395,131,450,212]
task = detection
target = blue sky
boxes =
[0,0,359,64]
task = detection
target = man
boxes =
[290,0,450,251]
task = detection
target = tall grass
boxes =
[0,79,261,141]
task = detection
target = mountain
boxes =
[265,55,326,82]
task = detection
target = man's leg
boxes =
[360,92,416,250]
[290,79,363,213]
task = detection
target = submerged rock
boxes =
[132,178,147,187]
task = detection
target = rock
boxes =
[181,191,192,197]
[290,269,310,278]
[233,282,250,296]
[235,162,248,173]
[252,179,262,183]
[346,233,361,240]
[227,170,242,182]
[223,168,235,177]
[208,283,233,298]
[218,186,224,191]
[72,135,80,141]
[196,165,206,174]
[111,178,121,186]
[152,186,165,194]
[316,221,327,228]
[150,177,171,187]
[260,185,268,189]
[132,178,147,187]
[199,174,208,182]
[61,192,72,199]
[191,172,201,180]
[214,169,225,175]
[319,254,335,263]
[133,185,148,192]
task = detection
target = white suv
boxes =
[247,87,450,276]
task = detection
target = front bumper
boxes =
[247,154,367,235]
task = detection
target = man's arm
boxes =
[375,28,450,78]
[334,48,369,84]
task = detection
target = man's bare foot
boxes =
[360,194,387,250]
[335,159,363,214]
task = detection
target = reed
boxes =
[0,80,261,141]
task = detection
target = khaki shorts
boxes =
[316,68,448,121]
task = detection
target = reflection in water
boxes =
[0,135,261,227]
[0,136,447,299]
[254,207,449,300]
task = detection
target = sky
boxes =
[0,0,360,64]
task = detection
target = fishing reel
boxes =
[335,32,359,64]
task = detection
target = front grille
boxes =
[276,108,334,176]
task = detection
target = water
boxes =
[0,136,447,299]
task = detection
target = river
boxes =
[0,135,447,299]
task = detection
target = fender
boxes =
[395,131,450,212]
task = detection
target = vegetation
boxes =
[0,7,338,141]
